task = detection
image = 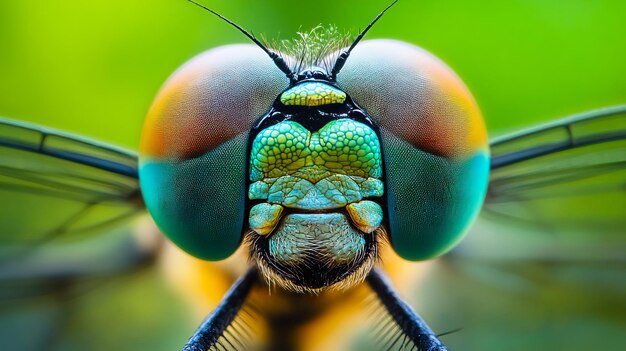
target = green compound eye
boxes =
[338,40,490,261]
[139,44,287,261]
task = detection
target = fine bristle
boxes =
[264,25,354,75]
[245,227,382,294]
[202,305,267,351]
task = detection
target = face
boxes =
[246,75,385,291]
[138,39,490,292]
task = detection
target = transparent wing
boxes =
[418,106,626,350]
[0,118,193,350]
[485,105,626,242]
[0,226,193,351]
[0,117,144,258]
[463,105,626,263]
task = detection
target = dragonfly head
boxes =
[139,10,490,292]
[245,101,385,291]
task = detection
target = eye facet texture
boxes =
[139,44,288,260]
[139,39,489,262]
[338,40,490,260]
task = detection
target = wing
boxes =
[0,226,166,350]
[0,119,195,350]
[0,234,195,351]
[476,105,626,260]
[418,106,626,350]
[0,117,144,258]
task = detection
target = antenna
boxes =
[330,0,398,80]
[187,0,296,83]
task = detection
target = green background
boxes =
[1,0,625,149]
[1,1,625,350]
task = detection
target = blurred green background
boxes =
[1,1,625,350]
[1,0,625,149]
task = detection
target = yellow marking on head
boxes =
[280,82,346,106]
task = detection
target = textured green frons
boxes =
[250,121,311,181]
[267,174,360,209]
[249,118,384,211]
[248,176,383,209]
[248,181,270,200]
[280,82,346,106]
[360,178,384,197]
[250,119,382,181]
[316,118,382,178]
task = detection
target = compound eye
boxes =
[139,44,288,261]
[337,40,490,261]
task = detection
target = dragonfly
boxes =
[1,1,625,350]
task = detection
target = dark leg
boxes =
[182,268,257,351]
[367,268,448,351]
